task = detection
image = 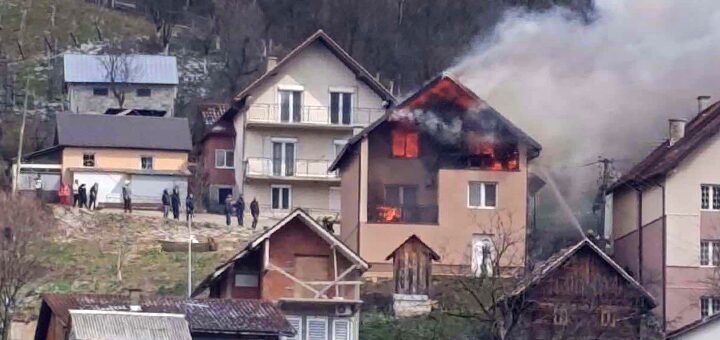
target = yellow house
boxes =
[23,113,192,205]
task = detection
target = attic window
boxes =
[553,305,569,325]
[392,129,419,158]
[600,309,616,327]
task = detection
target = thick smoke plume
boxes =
[451,0,720,228]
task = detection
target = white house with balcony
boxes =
[220,30,394,220]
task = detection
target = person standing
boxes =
[122,180,132,213]
[59,182,70,205]
[224,195,233,227]
[161,189,170,218]
[250,197,259,230]
[78,183,88,208]
[233,195,245,227]
[171,187,180,220]
[186,193,195,221]
[34,174,43,201]
[72,179,80,207]
[88,183,98,210]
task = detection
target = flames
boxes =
[377,206,402,222]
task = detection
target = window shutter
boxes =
[307,318,328,340]
[284,316,302,340]
[333,319,351,340]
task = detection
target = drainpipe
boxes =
[634,185,643,283]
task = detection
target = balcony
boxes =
[245,103,385,128]
[245,157,339,181]
[367,202,438,224]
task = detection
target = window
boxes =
[279,90,302,122]
[284,316,302,340]
[701,297,720,318]
[272,140,296,176]
[330,92,352,125]
[306,317,328,340]
[391,129,419,158]
[700,240,720,266]
[385,185,417,207]
[468,182,497,209]
[215,149,235,169]
[600,309,616,327]
[472,235,494,277]
[333,319,351,340]
[234,273,259,287]
[553,305,569,325]
[141,156,153,170]
[92,88,108,96]
[83,153,95,167]
[136,88,151,97]
[271,185,291,210]
[701,185,720,210]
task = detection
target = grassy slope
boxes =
[17,207,252,318]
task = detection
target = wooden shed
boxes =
[385,235,440,296]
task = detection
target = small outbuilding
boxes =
[386,235,440,317]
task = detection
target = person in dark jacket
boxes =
[186,193,195,221]
[233,195,245,226]
[122,181,132,213]
[171,187,180,220]
[250,197,259,229]
[78,183,88,209]
[224,195,233,226]
[88,183,98,210]
[161,189,170,218]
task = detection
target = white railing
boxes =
[245,103,384,126]
[245,158,338,179]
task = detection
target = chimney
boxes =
[668,119,686,146]
[127,288,142,312]
[698,95,711,113]
[265,56,278,73]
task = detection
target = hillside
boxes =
[15,206,253,319]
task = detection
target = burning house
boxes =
[329,74,542,276]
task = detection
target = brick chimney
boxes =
[265,56,278,73]
[668,119,686,146]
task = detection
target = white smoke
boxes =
[451,0,720,215]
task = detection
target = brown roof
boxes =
[385,234,441,261]
[199,103,229,126]
[504,239,656,308]
[610,100,720,191]
[329,73,542,171]
[36,294,295,338]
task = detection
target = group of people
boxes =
[161,187,195,221]
[60,180,99,210]
[224,194,259,229]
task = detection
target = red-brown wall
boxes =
[201,134,235,186]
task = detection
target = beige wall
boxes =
[68,84,177,116]
[339,149,361,251]
[62,147,188,182]
[612,186,639,239]
[358,144,529,271]
[642,184,663,225]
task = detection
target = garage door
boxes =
[73,173,127,204]
[130,175,187,204]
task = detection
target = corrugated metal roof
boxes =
[55,113,192,151]
[69,310,192,340]
[40,294,295,337]
[64,54,179,85]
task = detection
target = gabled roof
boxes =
[37,294,294,338]
[505,239,656,308]
[192,208,368,297]
[64,54,179,85]
[219,30,394,122]
[610,100,720,192]
[69,310,192,340]
[54,113,192,152]
[329,73,542,171]
[385,234,441,261]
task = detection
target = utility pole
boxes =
[12,78,30,194]
[187,213,193,297]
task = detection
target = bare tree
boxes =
[98,53,139,109]
[0,193,54,340]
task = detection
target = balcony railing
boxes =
[368,203,439,224]
[245,157,338,179]
[245,103,384,126]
